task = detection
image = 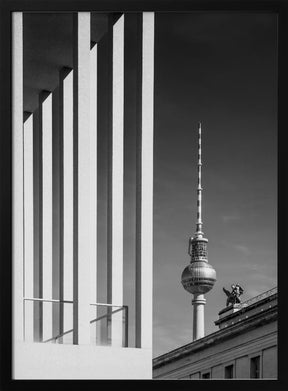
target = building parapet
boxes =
[153,288,277,370]
[215,287,277,327]
[241,287,277,307]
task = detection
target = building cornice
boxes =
[153,304,277,369]
[215,292,277,326]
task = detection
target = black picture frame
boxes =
[0,1,287,390]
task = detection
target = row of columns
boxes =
[12,12,154,348]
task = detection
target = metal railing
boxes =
[23,297,73,344]
[241,287,277,308]
[24,297,73,304]
[90,303,128,347]
[23,298,128,347]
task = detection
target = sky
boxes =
[152,13,277,357]
[23,12,277,357]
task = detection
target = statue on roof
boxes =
[223,284,244,307]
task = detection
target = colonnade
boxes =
[12,11,154,349]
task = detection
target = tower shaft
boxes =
[192,294,206,340]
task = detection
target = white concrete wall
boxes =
[14,342,152,379]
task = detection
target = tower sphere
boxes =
[181,260,216,295]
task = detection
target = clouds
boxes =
[222,214,241,223]
[233,244,251,257]
[153,320,192,357]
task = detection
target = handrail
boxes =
[24,298,123,307]
[241,287,277,307]
[90,302,123,308]
[43,328,74,343]
[90,306,124,324]
[24,297,73,304]
[42,304,128,345]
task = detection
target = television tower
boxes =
[181,122,216,340]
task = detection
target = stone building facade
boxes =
[153,287,277,379]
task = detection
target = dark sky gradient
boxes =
[153,13,277,357]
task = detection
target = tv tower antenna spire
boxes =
[196,122,203,238]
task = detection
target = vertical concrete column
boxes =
[12,12,24,344]
[23,114,34,341]
[90,44,98,343]
[62,70,74,339]
[33,108,43,342]
[135,13,143,349]
[136,12,154,351]
[111,15,124,347]
[73,12,91,345]
[107,15,113,346]
[52,86,61,339]
[42,93,53,341]
[192,294,206,340]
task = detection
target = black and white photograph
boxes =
[0,0,285,385]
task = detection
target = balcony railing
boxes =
[23,298,128,347]
[241,287,277,308]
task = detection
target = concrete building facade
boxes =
[12,11,154,379]
[153,287,277,379]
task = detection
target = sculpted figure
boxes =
[223,284,244,307]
